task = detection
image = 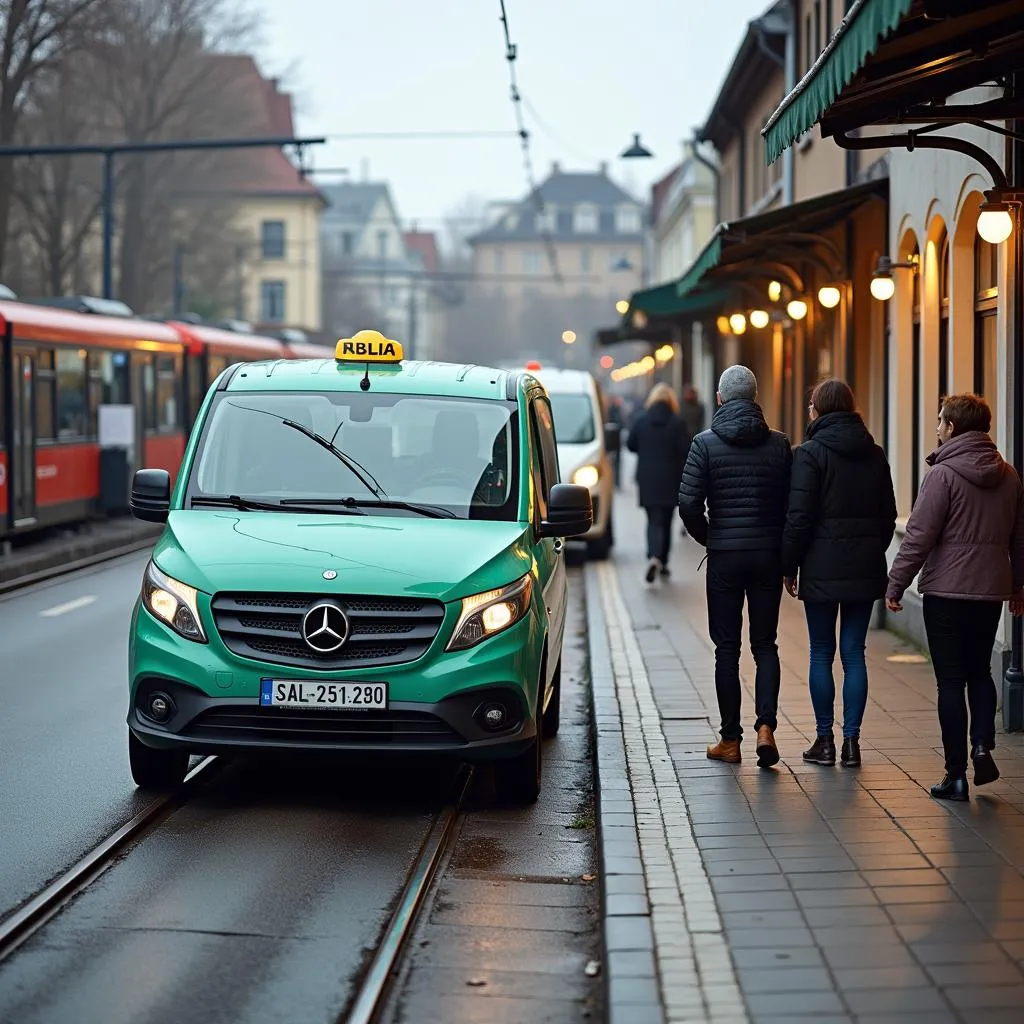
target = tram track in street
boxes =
[0,753,474,1024]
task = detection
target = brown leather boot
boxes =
[707,738,741,763]
[756,725,780,768]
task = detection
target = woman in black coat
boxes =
[781,378,897,768]
[627,382,691,583]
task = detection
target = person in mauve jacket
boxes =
[627,382,691,583]
[678,365,792,769]
[887,393,1024,803]
[781,379,897,770]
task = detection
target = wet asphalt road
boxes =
[0,554,599,1023]
[0,552,154,917]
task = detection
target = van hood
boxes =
[557,441,603,481]
[153,511,534,603]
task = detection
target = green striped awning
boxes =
[762,0,913,164]
[621,272,731,330]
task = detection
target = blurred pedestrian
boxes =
[678,365,792,768]
[781,379,897,769]
[627,382,691,583]
[606,396,625,489]
[887,394,1024,802]
[680,384,705,438]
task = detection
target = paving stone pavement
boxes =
[588,480,1024,1024]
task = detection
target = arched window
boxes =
[938,228,949,401]
[975,234,999,435]
[911,243,922,503]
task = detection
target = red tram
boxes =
[0,300,326,540]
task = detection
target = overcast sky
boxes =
[253,0,770,230]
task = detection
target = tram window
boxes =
[56,348,88,438]
[156,355,178,431]
[36,350,56,441]
[208,355,229,385]
[143,359,157,430]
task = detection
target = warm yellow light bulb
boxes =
[786,299,808,321]
[716,315,731,335]
[818,285,841,309]
[768,280,782,302]
[615,299,629,315]
[749,309,769,329]
[729,313,747,335]
[870,276,895,301]
[562,329,576,344]
[977,209,1013,245]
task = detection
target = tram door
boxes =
[11,351,36,524]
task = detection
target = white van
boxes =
[530,366,617,559]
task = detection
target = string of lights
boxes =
[497,0,563,288]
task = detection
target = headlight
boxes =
[141,560,207,642]
[572,464,600,489]
[447,573,534,652]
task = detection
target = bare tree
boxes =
[439,192,490,264]
[0,0,103,277]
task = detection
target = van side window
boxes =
[533,397,560,489]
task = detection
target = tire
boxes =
[542,657,562,738]
[495,682,543,804]
[586,524,613,561]
[129,731,189,790]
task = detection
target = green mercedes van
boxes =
[127,332,592,802]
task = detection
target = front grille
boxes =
[187,706,463,746]
[211,592,446,669]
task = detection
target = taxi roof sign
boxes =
[335,329,404,364]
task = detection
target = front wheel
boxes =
[495,688,543,804]
[542,658,562,738]
[129,731,189,791]
[586,520,613,561]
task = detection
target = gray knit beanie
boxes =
[718,365,757,403]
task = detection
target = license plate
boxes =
[260,679,388,710]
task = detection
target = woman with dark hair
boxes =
[782,378,897,768]
[888,394,1024,801]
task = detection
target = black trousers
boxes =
[922,596,1002,776]
[644,505,674,564]
[706,549,783,740]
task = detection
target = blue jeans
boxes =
[804,600,875,738]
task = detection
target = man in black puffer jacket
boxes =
[678,365,792,768]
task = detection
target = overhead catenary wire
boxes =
[496,0,563,288]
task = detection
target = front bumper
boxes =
[128,599,542,761]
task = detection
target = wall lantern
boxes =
[716,315,731,335]
[817,285,841,309]
[562,329,577,345]
[977,193,1014,245]
[655,344,674,363]
[767,280,782,302]
[749,309,770,329]
[729,313,747,335]
[615,299,630,315]
[870,254,918,302]
[786,299,808,321]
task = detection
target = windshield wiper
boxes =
[279,497,457,520]
[280,419,387,498]
[192,494,366,515]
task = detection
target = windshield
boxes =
[187,392,519,521]
[548,393,596,444]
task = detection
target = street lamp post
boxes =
[0,135,325,299]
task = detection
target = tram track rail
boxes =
[0,754,474,1024]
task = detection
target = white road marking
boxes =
[40,595,97,618]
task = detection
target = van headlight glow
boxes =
[141,560,207,642]
[572,465,600,489]
[447,574,533,652]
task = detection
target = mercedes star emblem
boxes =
[301,603,350,653]
[322,569,337,580]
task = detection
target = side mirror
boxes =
[604,421,622,452]
[539,483,593,539]
[130,469,171,523]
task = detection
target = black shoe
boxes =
[802,734,836,766]
[931,774,970,802]
[971,744,1000,786]
[645,559,658,583]
[659,563,670,578]
[841,736,861,768]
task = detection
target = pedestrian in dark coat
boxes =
[627,382,691,582]
[781,379,897,770]
[887,393,1024,802]
[678,365,792,769]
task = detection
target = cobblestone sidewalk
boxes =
[589,485,1024,1024]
